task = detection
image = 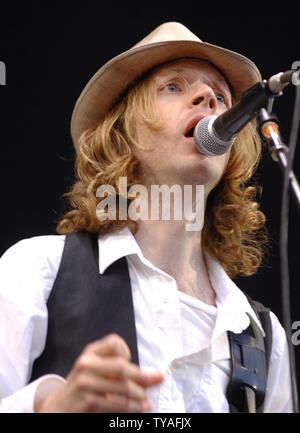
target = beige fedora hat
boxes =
[71,21,261,148]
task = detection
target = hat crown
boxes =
[133,22,202,49]
[71,22,261,148]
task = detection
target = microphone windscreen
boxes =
[193,116,234,156]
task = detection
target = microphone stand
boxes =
[257,108,300,212]
[256,105,300,413]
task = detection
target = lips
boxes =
[184,115,206,138]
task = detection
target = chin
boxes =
[180,157,219,185]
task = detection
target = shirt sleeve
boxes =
[0,235,65,412]
[263,311,294,413]
[0,375,66,413]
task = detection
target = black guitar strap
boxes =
[226,300,272,413]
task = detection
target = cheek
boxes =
[157,99,170,116]
[134,123,160,153]
[132,115,171,157]
[131,123,161,169]
[156,100,180,132]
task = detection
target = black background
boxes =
[1,1,299,402]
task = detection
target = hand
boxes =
[35,334,164,413]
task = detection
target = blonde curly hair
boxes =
[57,64,267,278]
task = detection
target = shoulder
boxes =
[245,300,293,411]
[264,311,293,412]
[1,235,66,270]
[0,235,66,302]
[248,296,287,355]
[243,294,288,364]
[269,311,288,356]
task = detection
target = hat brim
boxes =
[71,40,261,147]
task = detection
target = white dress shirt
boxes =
[0,228,293,412]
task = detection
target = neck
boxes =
[133,218,216,306]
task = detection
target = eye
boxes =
[215,93,226,104]
[161,83,181,93]
[167,83,180,92]
[159,76,187,94]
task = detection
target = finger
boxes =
[86,334,131,360]
[136,370,165,387]
[74,353,145,384]
[75,372,149,401]
[85,392,153,413]
[77,354,164,388]
[105,392,153,413]
[73,351,164,394]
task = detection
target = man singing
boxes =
[0,22,293,412]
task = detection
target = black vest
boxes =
[30,231,271,412]
[30,231,139,379]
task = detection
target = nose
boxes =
[190,84,217,111]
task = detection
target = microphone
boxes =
[193,70,296,156]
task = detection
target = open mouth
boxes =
[185,127,195,138]
[184,116,205,139]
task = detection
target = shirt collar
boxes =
[98,227,265,336]
[98,226,143,274]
